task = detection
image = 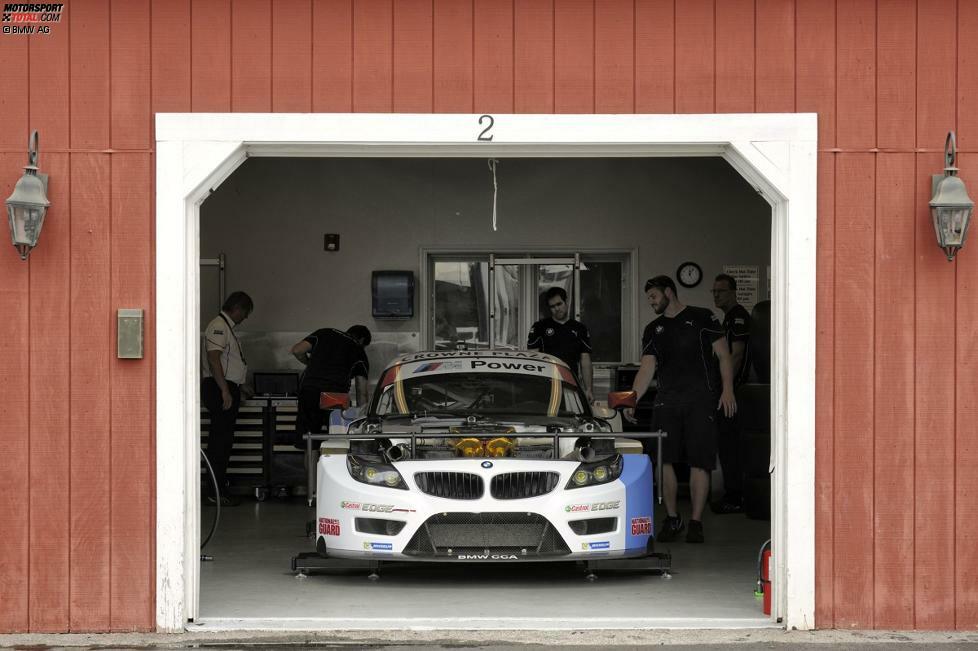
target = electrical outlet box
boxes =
[117,308,144,359]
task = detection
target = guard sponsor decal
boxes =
[456,553,519,560]
[630,516,652,536]
[581,541,610,550]
[363,542,393,551]
[318,517,340,536]
[565,500,621,513]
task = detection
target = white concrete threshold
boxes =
[190,616,778,631]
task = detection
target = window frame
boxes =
[421,248,636,366]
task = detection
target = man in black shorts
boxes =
[291,325,372,445]
[711,273,751,514]
[627,276,737,543]
[526,287,593,401]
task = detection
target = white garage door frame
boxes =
[155,113,817,632]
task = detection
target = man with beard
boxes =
[526,286,593,401]
[626,275,736,543]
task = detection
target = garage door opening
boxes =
[195,155,773,626]
[156,113,817,631]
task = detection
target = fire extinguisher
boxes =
[755,539,772,615]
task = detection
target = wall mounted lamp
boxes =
[929,131,973,262]
[5,130,50,261]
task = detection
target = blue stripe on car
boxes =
[621,454,654,550]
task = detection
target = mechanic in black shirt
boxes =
[626,275,736,544]
[710,273,751,515]
[526,287,593,401]
[291,325,372,446]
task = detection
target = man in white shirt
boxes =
[202,291,254,506]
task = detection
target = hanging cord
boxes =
[488,159,499,231]
[200,449,221,552]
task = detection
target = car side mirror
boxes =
[607,391,638,410]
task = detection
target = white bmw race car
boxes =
[313,350,660,565]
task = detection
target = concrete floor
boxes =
[197,496,773,630]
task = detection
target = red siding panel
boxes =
[872,153,916,629]
[0,33,28,149]
[111,0,151,149]
[109,155,154,631]
[393,0,433,113]
[755,0,794,113]
[913,152,956,630]
[554,0,594,113]
[835,0,875,149]
[27,153,71,633]
[634,0,673,113]
[514,0,554,113]
[796,0,836,149]
[958,3,978,150]
[714,0,754,114]
[473,0,513,113]
[0,155,31,632]
[70,0,111,150]
[312,0,353,112]
[231,0,272,112]
[272,0,313,112]
[916,0,956,150]
[151,0,191,114]
[433,0,474,113]
[352,0,393,112]
[191,0,231,112]
[815,153,836,629]
[68,153,112,631]
[876,0,915,150]
[955,155,978,629]
[29,13,70,151]
[674,0,714,113]
[832,153,875,628]
[594,0,633,113]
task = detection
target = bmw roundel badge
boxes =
[481,461,493,469]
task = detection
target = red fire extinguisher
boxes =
[755,539,772,615]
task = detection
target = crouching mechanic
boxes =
[626,276,736,544]
[291,325,372,446]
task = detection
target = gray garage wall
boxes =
[200,156,770,380]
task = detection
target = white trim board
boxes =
[156,112,817,632]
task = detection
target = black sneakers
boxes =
[686,519,705,543]
[656,515,685,542]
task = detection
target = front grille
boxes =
[414,471,484,500]
[404,512,571,557]
[568,517,617,536]
[490,471,560,499]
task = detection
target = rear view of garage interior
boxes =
[194,155,773,625]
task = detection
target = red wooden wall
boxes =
[1,0,976,632]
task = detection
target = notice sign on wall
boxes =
[723,265,759,312]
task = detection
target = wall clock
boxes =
[677,261,703,288]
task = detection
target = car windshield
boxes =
[373,370,587,418]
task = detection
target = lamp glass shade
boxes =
[929,174,974,261]
[5,168,49,260]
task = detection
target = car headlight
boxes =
[347,455,408,490]
[565,454,623,489]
